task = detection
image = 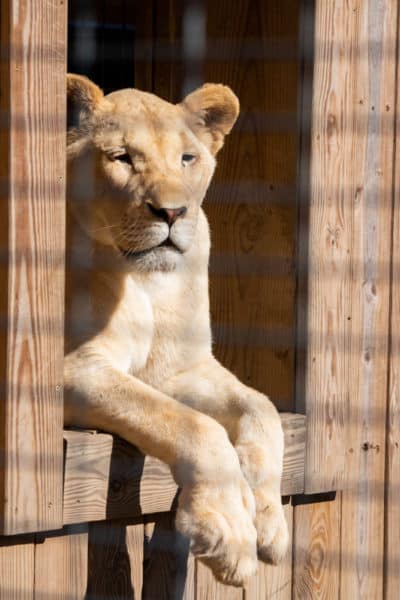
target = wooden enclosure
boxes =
[0,0,399,598]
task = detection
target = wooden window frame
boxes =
[0,0,396,535]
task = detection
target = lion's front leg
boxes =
[164,357,289,565]
[64,352,258,586]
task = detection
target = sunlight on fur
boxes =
[64,74,288,587]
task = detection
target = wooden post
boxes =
[296,0,396,495]
[0,0,67,534]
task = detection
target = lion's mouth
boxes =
[118,237,181,260]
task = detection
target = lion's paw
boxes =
[176,479,258,587]
[254,488,289,564]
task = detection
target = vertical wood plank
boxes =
[384,1,400,597]
[196,560,243,600]
[34,525,88,600]
[297,0,395,495]
[0,535,35,600]
[338,0,397,597]
[182,553,196,600]
[385,6,400,597]
[126,520,145,599]
[151,0,301,412]
[292,496,341,600]
[0,0,67,534]
[87,518,144,600]
[245,502,293,600]
[204,0,300,412]
[142,512,191,600]
[296,0,353,490]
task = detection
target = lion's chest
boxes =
[125,270,212,386]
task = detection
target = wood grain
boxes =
[297,0,395,498]
[196,560,243,600]
[385,5,400,597]
[150,0,300,412]
[338,0,396,597]
[0,534,35,600]
[0,0,67,534]
[86,518,144,600]
[245,502,293,600]
[34,524,88,600]
[204,0,300,412]
[292,496,341,599]
[62,413,305,526]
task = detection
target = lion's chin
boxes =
[119,244,183,273]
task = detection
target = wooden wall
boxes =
[0,0,399,598]
[0,0,66,535]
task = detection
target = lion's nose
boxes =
[147,204,187,226]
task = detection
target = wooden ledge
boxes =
[63,413,306,526]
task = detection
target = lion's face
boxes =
[67,75,239,271]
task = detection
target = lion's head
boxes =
[66,74,239,271]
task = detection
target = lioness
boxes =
[64,74,288,586]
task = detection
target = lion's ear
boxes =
[67,73,106,129]
[180,83,239,155]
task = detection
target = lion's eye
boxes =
[113,153,132,165]
[182,153,196,166]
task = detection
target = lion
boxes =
[64,73,288,587]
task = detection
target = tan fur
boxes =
[64,74,288,587]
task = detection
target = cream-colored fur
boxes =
[64,74,288,587]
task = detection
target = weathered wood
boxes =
[245,502,293,600]
[196,560,243,600]
[385,7,400,598]
[292,495,341,600]
[34,524,88,600]
[63,413,305,526]
[0,0,67,534]
[142,513,190,600]
[338,0,396,597]
[86,518,144,600]
[280,413,306,495]
[62,431,178,525]
[0,534,35,600]
[296,0,395,498]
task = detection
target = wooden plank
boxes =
[204,0,300,413]
[150,0,300,412]
[183,553,196,600]
[338,0,396,597]
[62,430,178,525]
[292,495,341,599]
[385,6,400,599]
[245,501,293,600]
[280,413,306,495]
[196,560,243,600]
[126,521,145,599]
[0,534,35,600]
[86,518,144,600]
[63,413,305,526]
[34,525,88,600]
[142,512,190,600]
[0,0,67,534]
[296,0,395,495]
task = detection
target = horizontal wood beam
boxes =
[63,413,306,526]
